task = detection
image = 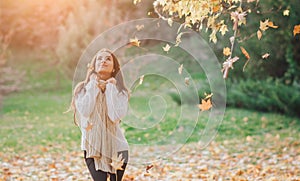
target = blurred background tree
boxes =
[1,0,299,117]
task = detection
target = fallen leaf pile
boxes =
[1,134,299,180]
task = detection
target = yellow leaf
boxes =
[139,75,144,85]
[209,31,217,43]
[240,47,250,60]
[257,30,262,40]
[283,9,289,16]
[220,24,228,36]
[198,99,212,111]
[259,19,269,31]
[85,122,93,131]
[204,93,213,100]
[293,24,300,36]
[110,153,124,170]
[162,43,171,52]
[178,64,183,75]
[129,37,140,47]
[223,47,231,56]
[262,53,270,59]
[133,0,141,5]
[267,21,278,29]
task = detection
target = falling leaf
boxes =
[257,30,262,40]
[129,37,140,47]
[198,99,212,111]
[240,47,250,60]
[283,9,289,16]
[223,47,231,56]
[146,165,153,173]
[267,21,278,29]
[260,19,269,31]
[162,43,171,52]
[184,77,189,85]
[262,53,270,59]
[204,93,213,100]
[136,24,144,31]
[139,75,144,85]
[85,122,93,131]
[293,24,300,36]
[167,18,173,27]
[178,64,183,74]
[110,153,124,170]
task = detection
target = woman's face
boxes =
[95,51,114,75]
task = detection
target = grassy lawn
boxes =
[1,72,299,154]
[1,56,299,155]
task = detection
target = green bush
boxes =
[168,79,300,117]
[226,79,300,117]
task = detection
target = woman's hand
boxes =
[97,79,107,92]
[107,77,117,85]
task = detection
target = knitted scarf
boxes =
[84,90,117,174]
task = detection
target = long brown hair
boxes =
[67,48,128,125]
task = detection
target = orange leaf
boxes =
[223,47,231,56]
[85,122,93,131]
[240,47,250,60]
[213,5,220,13]
[294,24,300,36]
[198,99,212,111]
[257,30,262,40]
[267,21,278,29]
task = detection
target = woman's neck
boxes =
[98,72,111,81]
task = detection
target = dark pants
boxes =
[84,150,128,181]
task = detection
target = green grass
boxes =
[1,56,300,154]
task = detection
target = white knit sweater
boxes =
[75,78,129,152]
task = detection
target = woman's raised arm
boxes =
[75,78,100,118]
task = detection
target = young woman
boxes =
[70,48,129,181]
